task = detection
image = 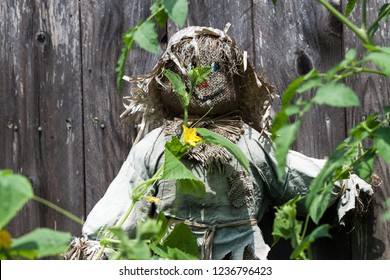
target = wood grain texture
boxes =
[343,0,390,259]
[0,1,44,236]
[0,0,84,236]
[253,0,346,158]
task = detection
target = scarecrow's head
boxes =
[159,33,243,116]
[122,25,273,138]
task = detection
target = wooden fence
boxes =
[1,0,389,259]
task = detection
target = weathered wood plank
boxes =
[0,0,84,236]
[343,0,390,259]
[80,0,160,214]
[253,0,350,259]
[0,1,44,237]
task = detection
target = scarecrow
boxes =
[66,25,373,260]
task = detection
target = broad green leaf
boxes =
[10,228,71,259]
[351,150,375,181]
[155,212,168,242]
[176,179,205,198]
[0,171,33,228]
[163,0,188,27]
[134,21,159,54]
[309,183,333,224]
[271,77,304,140]
[314,83,360,107]
[345,49,357,61]
[291,224,331,259]
[367,52,390,77]
[272,0,277,5]
[196,128,249,171]
[305,147,350,209]
[151,0,169,27]
[164,69,189,106]
[165,136,188,158]
[273,122,300,179]
[345,0,358,17]
[368,4,390,38]
[272,197,302,247]
[162,148,205,197]
[160,223,198,259]
[282,76,304,107]
[375,127,390,165]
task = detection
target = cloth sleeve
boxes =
[82,127,166,239]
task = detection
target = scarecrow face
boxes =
[160,36,239,117]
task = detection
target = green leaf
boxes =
[137,218,163,241]
[367,52,390,77]
[368,4,390,38]
[163,0,188,27]
[0,171,33,228]
[352,150,375,181]
[345,49,357,61]
[115,46,130,93]
[188,65,213,89]
[271,76,304,140]
[175,179,206,198]
[109,227,151,260]
[115,27,137,93]
[134,21,159,54]
[164,69,189,107]
[305,148,350,210]
[314,83,360,107]
[345,0,358,17]
[272,0,277,5]
[272,197,302,247]
[309,183,333,224]
[151,0,169,27]
[155,212,168,242]
[296,77,322,93]
[196,128,249,171]
[273,122,301,179]
[165,136,188,158]
[10,228,71,259]
[162,148,205,197]
[375,127,390,165]
[291,224,331,259]
[160,222,198,259]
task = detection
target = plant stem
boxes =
[362,0,367,30]
[301,214,311,241]
[316,0,371,44]
[32,195,84,225]
[183,107,189,126]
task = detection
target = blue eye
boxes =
[213,62,220,72]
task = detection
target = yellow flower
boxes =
[183,125,203,147]
[0,229,11,250]
[145,196,162,203]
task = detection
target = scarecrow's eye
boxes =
[213,62,220,72]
